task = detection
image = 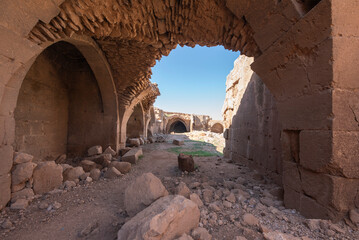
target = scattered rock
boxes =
[128,138,141,147]
[13,152,33,165]
[109,161,132,174]
[173,139,184,146]
[55,154,67,164]
[192,227,212,240]
[235,237,247,240]
[38,201,49,209]
[80,173,90,181]
[10,199,29,210]
[80,160,97,172]
[1,219,13,229]
[226,192,236,203]
[118,195,200,240]
[88,145,102,156]
[176,182,191,198]
[104,146,116,156]
[79,222,99,237]
[60,164,72,172]
[64,180,76,189]
[90,154,112,167]
[63,166,85,182]
[90,169,101,181]
[124,172,168,216]
[53,201,62,209]
[122,148,143,164]
[178,153,195,172]
[349,209,359,226]
[263,231,302,240]
[176,233,194,240]
[12,162,37,186]
[33,161,63,194]
[190,193,203,207]
[104,167,123,179]
[243,213,259,226]
[202,189,214,203]
[11,188,34,203]
[119,147,132,157]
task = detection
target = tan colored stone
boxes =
[63,166,85,182]
[33,161,63,194]
[109,161,131,174]
[12,162,37,186]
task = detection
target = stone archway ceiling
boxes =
[27,0,261,105]
[141,83,160,112]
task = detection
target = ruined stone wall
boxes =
[223,56,282,183]
[14,47,69,162]
[127,103,144,139]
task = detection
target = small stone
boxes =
[175,233,194,240]
[90,169,101,181]
[10,199,29,210]
[86,177,93,183]
[80,173,90,181]
[243,213,259,226]
[13,152,33,165]
[190,193,203,207]
[223,200,232,208]
[53,201,62,209]
[12,162,37,186]
[63,167,85,182]
[1,219,13,229]
[64,180,76,189]
[208,202,221,212]
[235,237,247,240]
[226,193,236,203]
[39,201,49,209]
[104,146,116,156]
[189,182,201,189]
[349,209,359,226]
[104,167,122,179]
[128,138,141,147]
[176,182,191,198]
[11,188,34,203]
[173,139,184,146]
[88,145,102,156]
[191,227,212,240]
[80,160,97,172]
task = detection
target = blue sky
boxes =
[151,45,239,120]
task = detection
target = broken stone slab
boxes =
[173,139,184,146]
[128,138,141,147]
[109,161,131,174]
[122,148,143,164]
[104,167,123,179]
[118,195,200,240]
[124,172,168,217]
[12,162,37,186]
[55,154,67,164]
[88,145,102,156]
[88,154,112,167]
[63,166,85,182]
[33,161,63,194]
[119,147,132,156]
[178,153,195,172]
[13,152,33,165]
[103,146,116,156]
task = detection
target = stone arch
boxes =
[210,122,224,134]
[166,117,190,134]
[126,102,145,139]
[13,40,118,159]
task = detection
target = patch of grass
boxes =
[167,147,218,157]
[139,155,144,160]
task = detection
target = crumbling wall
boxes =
[223,56,282,183]
[127,103,144,139]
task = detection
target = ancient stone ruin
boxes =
[0,0,359,239]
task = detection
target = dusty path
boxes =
[1,134,358,240]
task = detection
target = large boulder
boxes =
[12,162,37,186]
[63,166,85,181]
[178,154,195,172]
[109,161,131,174]
[124,173,168,216]
[33,161,63,194]
[118,195,200,240]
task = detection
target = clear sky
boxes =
[151,45,239,120]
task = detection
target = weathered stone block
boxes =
[33,161,63,194]
[0,173,11,209]
[122,148,143,164]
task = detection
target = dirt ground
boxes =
[0,133,358,240]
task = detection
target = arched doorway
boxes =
[14,41,117,160]
[169,120,188,133]
[211,123,224,134]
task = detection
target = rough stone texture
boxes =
[80,160,97,172]
[222,55,282,183]
[63,166,85,182]
[32,161,63,194]
[11,188,34,203]
[104,167,122,179]
[124,173,168,216]
[118,195,200,240]
[128,138,141,147]
[104,146,116,156]
[0,174,11,209]
[122,148,143,164]
[89,169,101,181]
[176,182,191,198]
[178,154,195,172]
